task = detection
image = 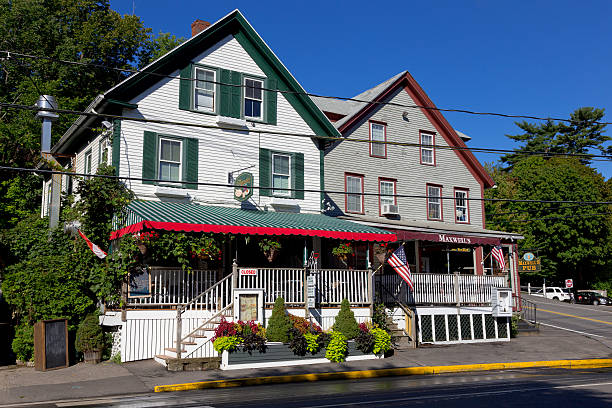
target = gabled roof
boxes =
[312,72,495,188]
[52,9,339,154]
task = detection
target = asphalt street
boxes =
[523,293,612,341]
[16,367,612,408]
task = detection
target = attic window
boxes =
[194,68,215,112]
[244,77,263,120]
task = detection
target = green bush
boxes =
[12,323,34,362]
[355,330,375,354]
[325,331,348,362]
[372,303,389,332]
[371,328,392,354]
[213,336,241,353]
[332,299,359,339]
[75,314,105,353]
[266,297,292,343]
[511,314,520,338]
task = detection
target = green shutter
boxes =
[183,138,199,190]
[142,131,157,185]
[259,148,271,197]
[111,119,121,175]
[292,152,304,199]
[179,65,192,110]
[266,78,277,125]
[219,69,232,117]
[230,70,242,118]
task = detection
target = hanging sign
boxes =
[234,172,254,202]
[518,257,541,272]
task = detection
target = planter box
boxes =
[221,341,382,370]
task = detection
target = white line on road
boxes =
[538,322,605,338]
[298,381,612,407]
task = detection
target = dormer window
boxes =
[194,68,215,112]
[244,77,264,120]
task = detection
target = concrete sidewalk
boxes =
[2,325,612,405]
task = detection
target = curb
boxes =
[154,358,612,392]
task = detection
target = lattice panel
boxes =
[497,317,508,338]
[473,314,484,339]
[485,314,497,339]
[421,315,433,342]
[434,315,447,342]
[448,314,459,341]
[460,314,472,340]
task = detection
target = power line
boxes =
[485,202,610,218]
[512,212,612,223]
[1,101,610,161]
[2,165,612,206]
[3,50,612,126]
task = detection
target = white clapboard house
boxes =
[312,71,523,345]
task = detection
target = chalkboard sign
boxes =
[34,319,68,371]
[128,267,151,298]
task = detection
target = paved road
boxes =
[19,367,612,407]
[523,293,612,342]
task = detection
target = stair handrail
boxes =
[513,294,537,324]
[176,273,233,359]
[377,278,417,347]
[183,303,234,359]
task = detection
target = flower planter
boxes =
[83,350,102,364]
[220,341,382,370]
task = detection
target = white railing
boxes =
[238,268,306,305]
[128,268,218,306]
[378,273,507,305]
[317,269,371,305]
[182,274,233,312]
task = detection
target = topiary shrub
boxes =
[332,298,359,339]
[12,323,34,362]
[266,297,292,343]
[75,314,105,353]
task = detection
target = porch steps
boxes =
[386,316,414,349]
[163,326,218,359]
[154,354,221,371]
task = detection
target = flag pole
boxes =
[372,241,407,275]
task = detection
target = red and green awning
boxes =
[110,200,396,242]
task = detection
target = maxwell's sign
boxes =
[437,234,472,244]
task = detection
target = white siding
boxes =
[324,87,485,227]
[116,35,321,213]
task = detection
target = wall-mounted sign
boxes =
[240,268,258,276]
[518,257,541,272]
[449,247,471,252]
[234,172,253,202]
[523,252,535,261]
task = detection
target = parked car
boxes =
[575,291,610,306]
[531,287,572,302]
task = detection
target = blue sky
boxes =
[111,0,612,179]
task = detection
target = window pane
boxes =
[196,69,214,91]
[196,90,214,110]
[245,98,262,118]
[428,186,441,219]
[273,155,290,175]
[380,181,394,206]
[346,176,362,212]
[422,134,433,145]
[455,191,467,222]
[159,162,180,181]
[371,143,385,157]
[273,174,289,194]
[371,124,385,141]
[160,140,181,162]
[348,195,360,212]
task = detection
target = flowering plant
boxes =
[191,236,222,261]
[332,243,353,260]
[138,231,159,244]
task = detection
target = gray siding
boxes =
[324,87,485,228]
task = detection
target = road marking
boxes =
[538,322,605,337]
[298,381,612,407]
[538,308,612,325]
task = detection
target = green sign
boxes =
[234,172,254,202]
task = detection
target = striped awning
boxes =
[110,200,396,242]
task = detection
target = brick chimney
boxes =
[191,19,211,37]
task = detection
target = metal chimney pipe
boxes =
[35,95,59,156]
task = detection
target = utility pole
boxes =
[35,95,60,230]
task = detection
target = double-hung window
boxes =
[84,150,92,179]
[272,153,291,196]
[455,189,469,223]
[370,122,386,158]
[158,138,182,183]
[194,68,215,112]
[244,78,263,120]
[346,174,364,214]
[427,184,442,220]
[379,178,396,214]
[420,131,435,165]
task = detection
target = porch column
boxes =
[474,246,484,275]
[415,240,421,273]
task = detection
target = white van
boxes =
[531,287,571,301]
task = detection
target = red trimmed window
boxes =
[369,121,386,158]
[379,178,396,215]
[427,184,442,220]
[420,131,435,165]
[454,188,469,223]
[345,173,364,214]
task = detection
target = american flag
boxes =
[491,245,505,271]
[387,246,413,290]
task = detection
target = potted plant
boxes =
[332,242,353,264]
[259,238,281,263]
[75,314,105,364]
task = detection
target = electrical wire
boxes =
[485,202,610,218]
[1,101,610,161]
[2,165,612,206]
[3,50,611,126]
